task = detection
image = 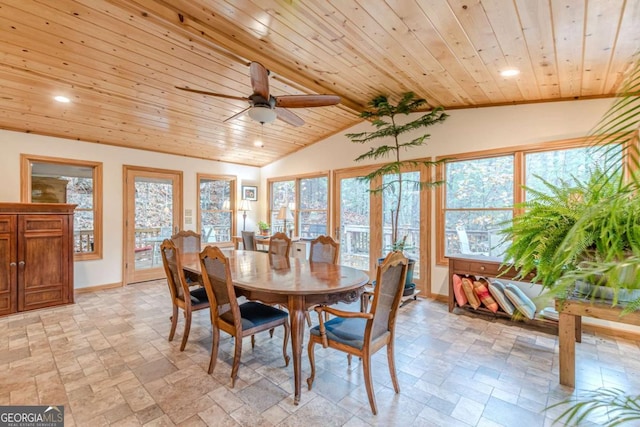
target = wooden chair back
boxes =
[241,231,257,251]
[309,235,340,264]
[269,232,291,257]
[160,239,189,302]
[199,245,239,320]
[366,251,408,343]
[171,230,201,254]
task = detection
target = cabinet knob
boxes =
[9,262,16,267]
[480,266,485,271]
[18,261,25,267]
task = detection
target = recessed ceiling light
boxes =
[254,140,264,148]
[54,95,70,103]
[500,69,520,77]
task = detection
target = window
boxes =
[299,176,328,238]
[442,155,514,259]
[21,154,103,260]
[198,174,235,243]
[437,138,626,263]
[268,174,329,238]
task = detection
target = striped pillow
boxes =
[473,277,499,313]
[461,277,481,309]
[488,279,515,315]
[504,283,536,319]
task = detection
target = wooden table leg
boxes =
[575,316,582,343]
[559,312,576,387]
[288,295,306,405]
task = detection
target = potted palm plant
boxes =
[346,92,448,293]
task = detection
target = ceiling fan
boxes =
[176,62,341,127]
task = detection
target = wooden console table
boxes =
[556,298,640,387]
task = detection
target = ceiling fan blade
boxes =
[275,94,341,108]
[223,106,252,123]
[175,86,248,102]
[275,107,305,127]
[249,62,270,99]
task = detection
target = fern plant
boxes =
[549,388,640,426]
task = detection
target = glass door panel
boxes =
[124,167,182,284]
[335,173,371,272]
[382,171,421,279]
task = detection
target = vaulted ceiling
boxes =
[1,0,638,167]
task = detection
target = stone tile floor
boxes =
[1,280,639,426]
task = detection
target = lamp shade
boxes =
[222,200,231,210]
[277,206,293,221]
[239,199,251,212]
[248,106,277,124]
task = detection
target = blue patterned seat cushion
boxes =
[310,317,367,349]
[220,301,288,330]
[189,287,209,305]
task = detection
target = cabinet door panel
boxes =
[0,215,17,315]
[18,215,69,311]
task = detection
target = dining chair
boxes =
[160,239,210,351]
[308,235,340,321]
[199,245,290,387]
[307,251,408,415]
[309,235,340,263]
[268,232,291,257]
[171,230,201,253]
[241,230,257,251]
[171,230,202,283]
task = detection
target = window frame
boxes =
[196,173,236,245]
[267,171,330,238]
[20,154,103,261]
[436,136,631,265]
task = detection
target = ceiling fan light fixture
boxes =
[248,106,277,124]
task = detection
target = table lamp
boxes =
[239,199,251,231]
[277,206,294,236]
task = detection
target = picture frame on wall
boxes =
[242,185,258,201]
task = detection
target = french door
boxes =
[123,166,182,284]
[333,168,379,277]
[333,167,429,294]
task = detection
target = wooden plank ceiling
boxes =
[0,0,638,167]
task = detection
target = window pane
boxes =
[383,171,421,278]
[299,177,327,209]
[199,178,232,242]
[299,176,328,238]
[74,210,94,253]
[201,211,231,243]
[200,178,230,210]
[339,176,370,270]
[299,211,327,238]
[444,210,512,258]
[525,145,623,198]
[271,180,295,233]
[30,162,97,255]
[446,156,514,208]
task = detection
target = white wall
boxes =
[261,98,613,296]
[0,129,260,289]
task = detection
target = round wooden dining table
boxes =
[181,249,370,404]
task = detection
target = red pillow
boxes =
[452,274,468,307]
[473,278,499,313]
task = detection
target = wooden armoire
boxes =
[0,203,75,316]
